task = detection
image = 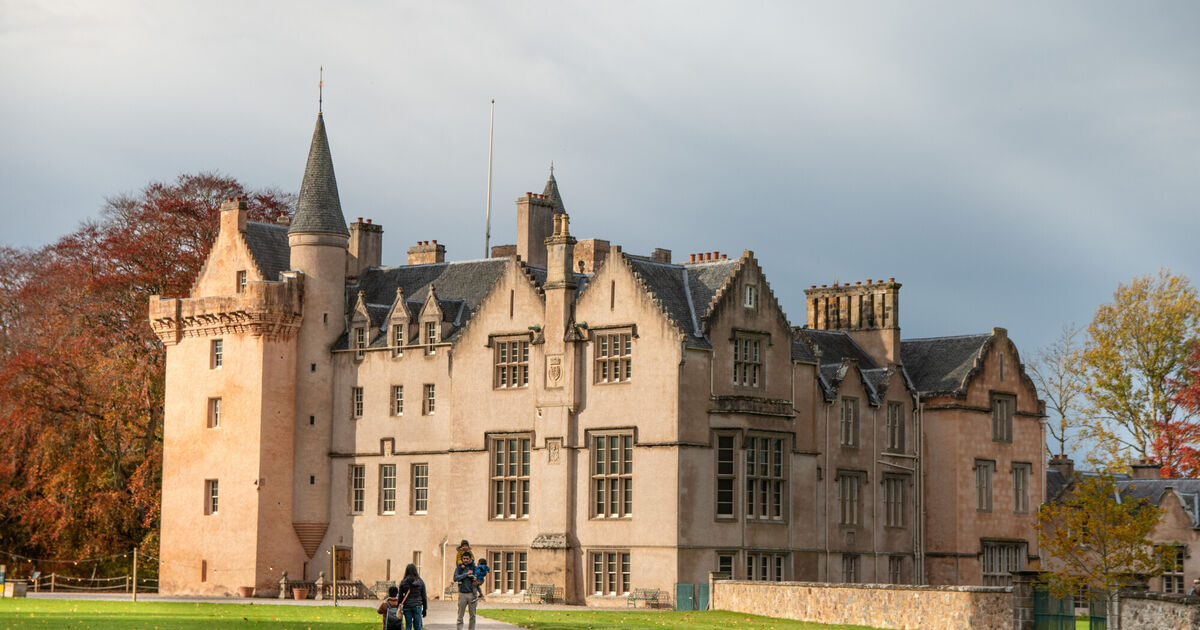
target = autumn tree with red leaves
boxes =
[1160,344,1200,477]
[0,173,292,575]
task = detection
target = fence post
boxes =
[1011,570,1038,630]
[50,573,56,593]
[132,548,138,602]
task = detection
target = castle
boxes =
[149,112,1045,601]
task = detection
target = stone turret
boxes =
[517,169,566,269]
[287,112,349,558]
[805,278,902,365]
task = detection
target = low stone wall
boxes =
[1120,592,1200,630]
[711,580,1011,630]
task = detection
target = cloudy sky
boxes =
[2,1,1198,362]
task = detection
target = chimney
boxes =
[804,277,902,364]
[275,211,291,226]
[516,192,557,269]
[491,244,517,258]
[1129,459,1162,480]
[219,197,248,234]
[1048,454,1074,479]
[651,248,672,263]
[407,240,446,265]
[348,217,384,277]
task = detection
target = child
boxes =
[454,539,472,566]
[472,557,491,600]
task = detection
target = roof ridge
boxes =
[902,332,992,342]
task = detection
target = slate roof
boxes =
[543,171,565,214]
[1046,469,1069,501]
[243,221,291,281]
[290,114,349,237]
[1116,479,1200,528]
[793,328,879,369]
[623,257,740,349]
[337,258,510,348]
[900,333,992,396]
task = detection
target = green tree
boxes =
[1036,473,1170,598]
[1080,269,1200,466]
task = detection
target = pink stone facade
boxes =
[149,114,1045,601]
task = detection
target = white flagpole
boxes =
[485,99,495,258]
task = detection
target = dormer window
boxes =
[236,270,247,293]
[391,324,405,357]
[744,285,758,309]
[425,321,438,349]
[354,327,366,360]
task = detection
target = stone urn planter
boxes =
[292,587,309,600]
[238,586,255,598]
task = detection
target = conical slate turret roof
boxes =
[290,113,349,236]
[542,168,565,214]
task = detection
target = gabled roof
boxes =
[290,114,349,237]
[243,221,291,282]
[336,259,510,348]
[793,328,879,370]
[622,257,740,349]
[1116,479,1200,528]
[900,333,992,396]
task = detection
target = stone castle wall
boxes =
[711,580,1011,630]
[1120,592,1200,630]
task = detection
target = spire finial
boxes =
[549,160,554,176]
[318,66,324,114]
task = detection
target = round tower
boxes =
[288,112,350,559]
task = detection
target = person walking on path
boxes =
[397,563,428,630]
[453,556,478,630]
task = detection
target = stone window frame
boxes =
[885,401,905,452]
[391,385,404,416]
[207,397,222,429]
[743,284,758,309]
[746,551,786,582]
[839,397,860,448]
[714,432,738,521]
[589,549,631,596]
[210,339,223,369]
[422,383,436,415]
[379,464,397,515]
[981,539,1026,586]
[204,479,219,515]
[590,431,634,519]
[351,386,364,419]
[236,270,247,293]
[882,474,907,528]
[592,326,634,385]
[715,551,736,578]
[837,469,865,526]
[975,459,995,512]
[731,329,766,389]
[411,463,429,514]
[424,321,439,353]
[1011,462,1032,514]
[486,549,529,594]
[390,322,405,358]
[490,333,532,389]
[841,553,859,583]
[349,464,366,514]
[1158,544,1186,593]
[887,555,904,584]
[745,434,786,522]
[353,326,367,360]
[490,434,532,520]
[991,392,1016,443]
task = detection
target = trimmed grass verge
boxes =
[0,599,377,629]
[480,609,884,630]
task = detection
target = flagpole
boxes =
[485,99,495,258]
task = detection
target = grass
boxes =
[0,599,378,629]
[479,609,883,630]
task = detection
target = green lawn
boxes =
[0,599,378,629]
[480,609,883,630]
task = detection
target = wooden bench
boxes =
[523,583,555,603]
[627,587,660,607]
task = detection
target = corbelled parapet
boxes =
[149,274,304,345]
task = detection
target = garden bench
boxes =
[524,583,555,603]
[627,587,660,607]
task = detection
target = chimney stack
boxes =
[348,217,384,277]
[407,240,446,265]
[1129,459,1162,480]
[1048,454,1074,479]
[804,277,902,364]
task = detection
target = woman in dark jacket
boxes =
[396,563,428,630]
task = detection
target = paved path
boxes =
[28,592,522,628]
